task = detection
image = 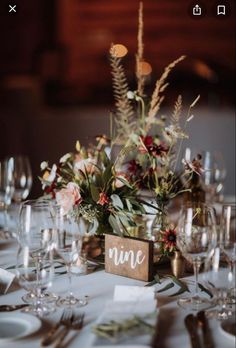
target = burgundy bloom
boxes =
[159,227,177,253]
[149,143,169,157]
[141,135,154,147]
[128,160,141,175]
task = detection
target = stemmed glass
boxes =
[15,245,54,317]
[18,199,58,309]
[203,245,234,320]
[183,148,226,202]
[54,206,87,307]
[11,155,33,203]
[0,159,15,236]
[176,203,217,310]
[200,151,226,202]
[221,203,236,304]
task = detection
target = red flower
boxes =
[128,160,141,175]
[149,143,169,157]
[159,227,177,253]
[141,135,154,147]
[97,192,109,206]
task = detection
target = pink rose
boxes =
[66,182,82,204]
[56,182,81,214]
[56,188,74,215]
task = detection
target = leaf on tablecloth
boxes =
[156,282,175,293]
[198,282,213,298]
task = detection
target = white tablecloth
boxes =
[0,240,235,348]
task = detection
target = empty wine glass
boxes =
[203,245,234,320]
[0,159,15,236]
[201,151,226,202]
[183,148,226,202]
[11,155,33,203]
[176,202,217,310]
[18,199,58,307]
[54,206,87,307]
[221,203,236,304]
[15,245,54,317]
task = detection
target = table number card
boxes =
[105,234,153,281]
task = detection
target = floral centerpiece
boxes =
[109,2,200,257]
[40,137,146,236]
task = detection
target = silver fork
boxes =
[41,309,73,347]
[53,312,85,348]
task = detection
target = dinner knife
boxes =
[184,314,202,348]
[197,311,214,348]
[0,304,28,312]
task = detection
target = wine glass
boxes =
[183,148,226,202]
[221,203,236,304]
[11,155,33,203]
[15,245,54,317]
[203,245,234,320]
[0,159,15,236]
[176,202,217,310]
[54,206,87,307]
[18,199,58,307]
[201,151,226,202]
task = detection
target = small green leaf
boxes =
[198,283,213,298]
[145,279,158,287]
[103,164,112,185]
[169,287,189,297]
[125,199,133,212]
[90,183,100,202]
[108,215,122,235]
[154,273,162,284]
[111,194,124,209]
[164,275,190,292]
[157,282,175,293]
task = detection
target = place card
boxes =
[0,268,15,294]
[113,285,155,302]
[105,234,153,281]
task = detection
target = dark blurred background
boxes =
[0,0,235,197]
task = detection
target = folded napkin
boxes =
[89,285,157,347]
[0,267,15,294]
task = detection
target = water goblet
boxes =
[16,245,55,317]
[176,202,217,310]
[54,207,87,307]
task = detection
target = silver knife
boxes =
[197,311,214,348]
[0,304,29,312]
[184,314,202,348]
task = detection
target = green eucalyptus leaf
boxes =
[198,283,213,298]
[156,282,175,293]
[169,287,189,297]
[164,275,190,292]
[90,183,100,202]
[125,199,133,212]
[103,164,112,185]
[111,194,124,209]
[108,215,123,235]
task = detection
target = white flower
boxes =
[40,161,48,171]
[59,153,71,163]
[127,91,135,100]
[47,164,57,183]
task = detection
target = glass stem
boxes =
[67,264,73,298]
[35,258,42,312]
[193,259,201,297]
